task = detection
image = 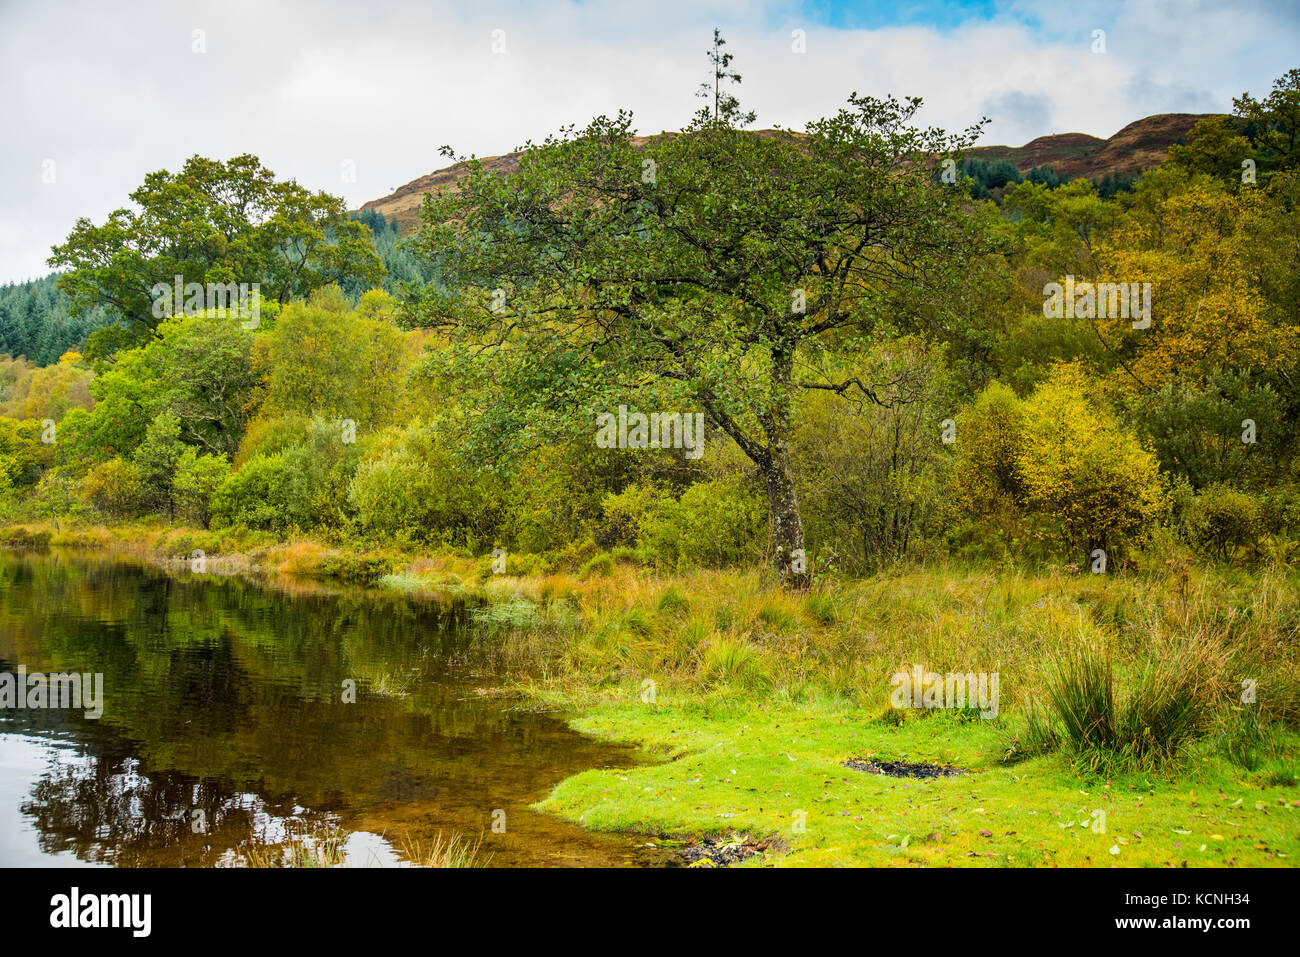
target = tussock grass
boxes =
[241,834,348,868]
[400,833,487,868]
[492,560,1300,773]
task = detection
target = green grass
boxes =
[536,698,1300,867]
[514,561,1300,867]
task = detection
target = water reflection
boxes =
[0,551,667,867]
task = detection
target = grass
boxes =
[9,516,1300,866]
[511,561,1300,866]
[241,834,349,868]
[400,833,488,868]
[535,698,1300,867]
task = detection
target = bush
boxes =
[316,552,396,585]
[953,365,1166,560]
[174,450,231,528]
[348,424,502,547]
[1186,483,1266,560]
[578,552,615,579]
[795,343,956,571]
[1135,370,1287,490]
[603,479,767,569]
[82,458,144,518]
[1017,365,1166,557]
[211,453,293,531]
[951,381,1026,517]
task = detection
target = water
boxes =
[0,550,668,867]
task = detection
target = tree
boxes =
[48,154,384,354]
[133,412,186,519]
[953,366,1166,560]
[1092,173,1299,395]
[1169,116,1254,182]
[148,314,257,456]
[173,449,231,528]
[1234,68,1300,178]
[70,312,256,461]
[407,34,989,581]
[252,290,411,431]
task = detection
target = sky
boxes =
[1,0,1297,285]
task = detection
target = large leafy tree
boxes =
[49,154,384,355]
[66,312,256,461]
[407,37,989,580]
[1234,68,1300,178]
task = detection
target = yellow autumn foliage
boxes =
[955,364,1167,555]
[1092,179,1300,394]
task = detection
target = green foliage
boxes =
[81,457,144,518]
[578,552,615,579]
[958,157,1023,199]
[1043,639,1212,770]
[991,309,1107,394]
[602,479,767,569]
[1135,370,1289,491]
[211,453,293,531]
[49,154,384,352]
[954,367,1166,558]
[345,211,430,295]
[1169,116,1254,182]
[1186,483,1266,560]
[0,275,111,365]
[132,412,186,519]
[347,423,502,547]
[408,56,993,569]
[252,292,411,430]
[173,449,231,528]
[0,417,53,492]
[73,311,255,461]
[795,341,956,571]
[1233,68,1300,179]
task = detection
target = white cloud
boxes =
[0,0,1295,284]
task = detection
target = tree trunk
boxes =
[763,444,809,587]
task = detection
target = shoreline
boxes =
[4,521,1299,867]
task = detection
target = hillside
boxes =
[965,112,1217,178]
[361,113,1219,233]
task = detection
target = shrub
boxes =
[951,381,1026,517]
[316,552,396,585]
[348,424,501,546]
[1016,365,1166,557]
[578,552,615,579]
[211,453,293,530]
[1044,641,1115,757]
[1135,370,1286,490]
[795,343,956,571]
[954,365,1166,560]
[1187,483,1266,560]
[173,450,231,528]
[802,592,837,625]
[82,457,144,518]
[604,479,766,569]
